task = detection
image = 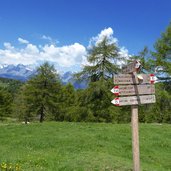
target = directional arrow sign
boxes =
[111,95,156,106]
[114,74,155,85]
[150,74,155,84]
[111,84,155,96]
[122,60,141,74]
[111,85,120,96]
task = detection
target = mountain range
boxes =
[0,64,87,89]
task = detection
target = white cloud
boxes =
[117,47,131,66]
[41,35,59,45]
[0,29,130,72]
[40,43,86,67]
[86,27,130,67]
[41,35,52,41]
[25,44,39,54]
[118,47,130,60]
[0,40,87,70]
[3,42,15,50]
[89,27,118,47]
[18,37,29,44]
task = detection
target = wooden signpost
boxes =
[113,74,155,85]
[111,95,156,106]
[111,60,156,171]
[111,85,155,96]
[122,60,141,73]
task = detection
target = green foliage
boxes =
[0,77,23,95]
[55,83,77,121]
[83,81,112,122]
[130,46,156,74]
[128,23,171,124]
[76,36,122,82]
[73,36,127,123]
[75,80,124,123]
[0,88,12,120]
[1,24,171,124]
[13,85,34,123]
[143,83,171,123]
[0,78,21,121]
[14,62,62,123]
[152,22,171,78]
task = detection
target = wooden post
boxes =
[112,60,156,171]
[131,105,140,171]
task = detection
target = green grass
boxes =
[0,122,170,171]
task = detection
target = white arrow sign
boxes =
[114,74,156,85]
[111,85,155,96]
[110,85,119,95]
[111,95,156,106]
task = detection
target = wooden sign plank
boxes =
[122,60,141,74]
[114,74,155,85]
[111,84,155,96]
[111,95,156,106]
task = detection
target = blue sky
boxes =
[0,0,170,71]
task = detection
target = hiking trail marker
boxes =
[111,85,155,96]
[113,73,155,85]
[111,60,156,171]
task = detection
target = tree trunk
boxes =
[39,105,44,123]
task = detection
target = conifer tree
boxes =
[76,36,122,82]
[18,62,62,123]
[59,83,77,121]
[0,88,12,120]
[13,85,33,123]
[75,36,124,122]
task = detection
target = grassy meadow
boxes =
[0,122,170,171]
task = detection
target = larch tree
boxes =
[0,87,12,120]
[20,62,62,123]
[75,36,125,122]
[76,36,124,82]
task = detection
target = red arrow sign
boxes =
[114,74,156,85]
[150,74,155,84]
[111,97,120,106]
[111,95,156,106]
[111,86,119,96]
[111,85,155,96]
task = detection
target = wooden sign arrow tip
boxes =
[111,98,120,106]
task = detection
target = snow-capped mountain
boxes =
[61,71,75,83]
[0,64,87,88]
[0,64,36,81]
[61,71,87,89]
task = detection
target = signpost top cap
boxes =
[122,60,141,74]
